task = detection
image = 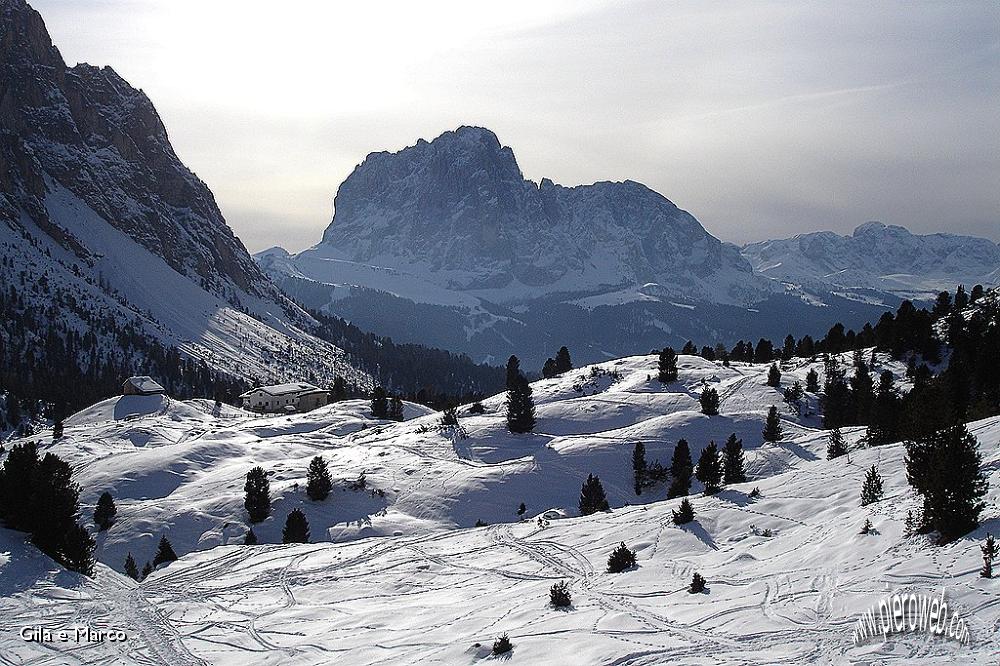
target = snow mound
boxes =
[65,394,204,426]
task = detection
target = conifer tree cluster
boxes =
[677,287,1000,443]
[542,346,573,378]
[767,363,781,387]
[905,424,988,542]
[0,442,94,575]
[371,387,404,420]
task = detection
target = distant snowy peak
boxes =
[742,222,1000,297]
[313,125,769,302]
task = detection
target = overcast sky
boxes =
[33,0,1000,253]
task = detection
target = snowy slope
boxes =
[742,222,1000,300]
[2,356,997,663]
[23,352,903,576]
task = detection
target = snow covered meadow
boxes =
[2,353,998,664]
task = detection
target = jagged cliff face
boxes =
[0,0,369,389]
[0,0,267,297]
[318,126,764,302]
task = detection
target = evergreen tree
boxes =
[860,466,883,506]
[62,523,95,576]
[93,491,117,531]
[606,542,637,573]
[244,466,271,523]
[554,346,573,374]
[244,527,258,545]
[306,456,332,501]
[141,561,153,580]
[865,370,899,446]
[762,405,783,442]
[682,340,698,355]
[850,360,875,424]
[549,580,572,607]
[505,376,536,433]
[0,441,39,531]
[905,424,988,542]
[826,428,848,459]
[440,407,459,426]
[52,420,64,440]
[981,533,998,579]
[579,474,610,515]
[517,502,527,518]
[699,388,720,416]
[689,572,706,594]
[152,536,178,567]
[282,509,310,543]
[860,518,874,535]
[805,368,820,393]
[672,498,694,525]
[388,395,405,421]
[782,334,796,360]
[723,434,746,484]
[821,356,852,428]
[954,284,969,310]
[124,552,139,580]
[493,634,513,655]
[632,441,647,495]
[658,347,678,383]
[767,363,781,388]
[505,355,521,390]
[541,358,558,379]
[667,439,693,499]
[30,453,81,564]
[329,376,348,402]
[370,386,389,418]
[695,442,723,494]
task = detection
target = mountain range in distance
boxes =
[259,126,999,367]
[2,0,996,383]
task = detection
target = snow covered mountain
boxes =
[0,0,365,388]
[259,127,895,367]
[742,222,1000,299]
[3,351,999,664]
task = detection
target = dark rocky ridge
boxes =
[0,0,269,298]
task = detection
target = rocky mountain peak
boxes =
[0,0,272,299]
[316,126,763,301]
